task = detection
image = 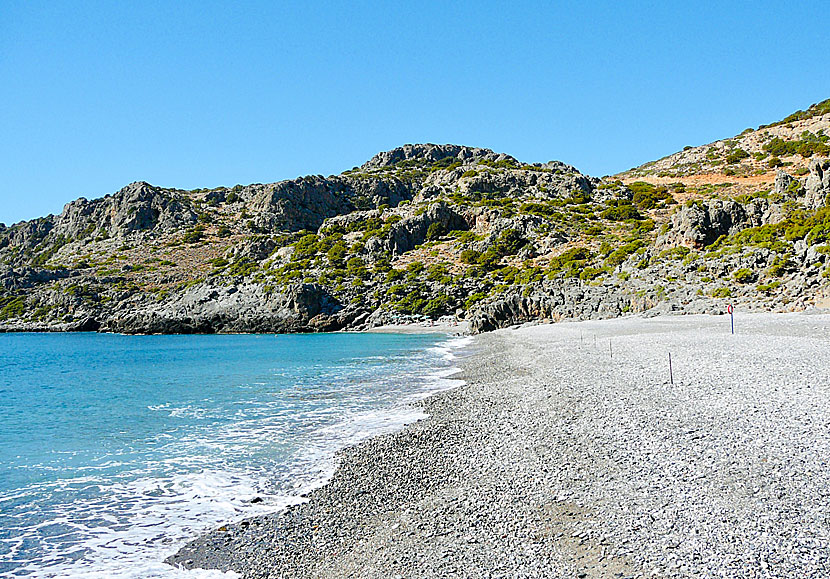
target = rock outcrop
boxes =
[657,200,750,248]
[364,202,469,257]
[103,283,355,334]
[419,162,597,202]
[805,159,830,209]
[55,182,198,239]
[251,175,417,232]
[360,144,515,171]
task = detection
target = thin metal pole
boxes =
[609,339,612,359]
[669,352,674,384]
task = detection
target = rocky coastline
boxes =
[3,132,830,336]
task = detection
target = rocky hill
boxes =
[3,109,830,334]
[617,99,830,198]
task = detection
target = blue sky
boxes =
[1,1,827,224]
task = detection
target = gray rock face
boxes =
[804,158,830,209]
[360,144,516,171]
[658,200,749,248]
[774,170,802,198]
[103,282,354,334]
[0,183,197,263]
[420,163,598,202]
[364,202,469,257]
[477,213,544,244]
[468,281,635,333]
[1,217,55,251]
[55,182,198,239]
[343,175,415,208]
[225,236,281,262]
[251,175,416,232]
[0,267,73,291]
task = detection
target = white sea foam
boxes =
[0,333,472,578]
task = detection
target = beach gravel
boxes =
[169,312,830,578]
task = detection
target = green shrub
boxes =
[658,246,690,261]
[405,261,425,281]
[464,292,487,309]
[579,266,606,280]
[766,255,791,277]
[636,219,655,233]
[423,295,452,317]
[426,263,450,282]
[765,99,830,127]
[733,268,753,283]
[548,247,593,277]
[327,242,347,268]
[0,296,25,320]
[182,225,206,244]
[477,250,501,270]
[426,222,446,241]
[292,234,320,260]
[725,148,750,164]
[711,287,732,298]
[628,182,675,209]
[492,229,527,257]
[346,256,367,278]
[478,159,519,170]
[520,202,560,218]
[605,240,644,266]
[227,258,257,277]
[763,132,830,159]
[449,230,477,243]
[601,201,643,221]
[460,249,481,264]
[386,269,404,282]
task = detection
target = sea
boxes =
[0,331,468,578]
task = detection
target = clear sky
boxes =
[1,1,828,225]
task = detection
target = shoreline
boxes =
[0,320,471,336]
[362,320,469,334]
[170,312,830,578]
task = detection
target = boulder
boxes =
[658,200,749,248]
[804,158,830,209]
[773,170,802,198]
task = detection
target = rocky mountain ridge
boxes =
[3,116,830,334]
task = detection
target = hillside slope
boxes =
[617,98,830,198]
[3,104,830,333]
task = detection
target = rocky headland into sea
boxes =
[169,312,830,578]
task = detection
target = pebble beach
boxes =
[170,312,830,578]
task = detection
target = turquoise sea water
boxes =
[0,332,467,578]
